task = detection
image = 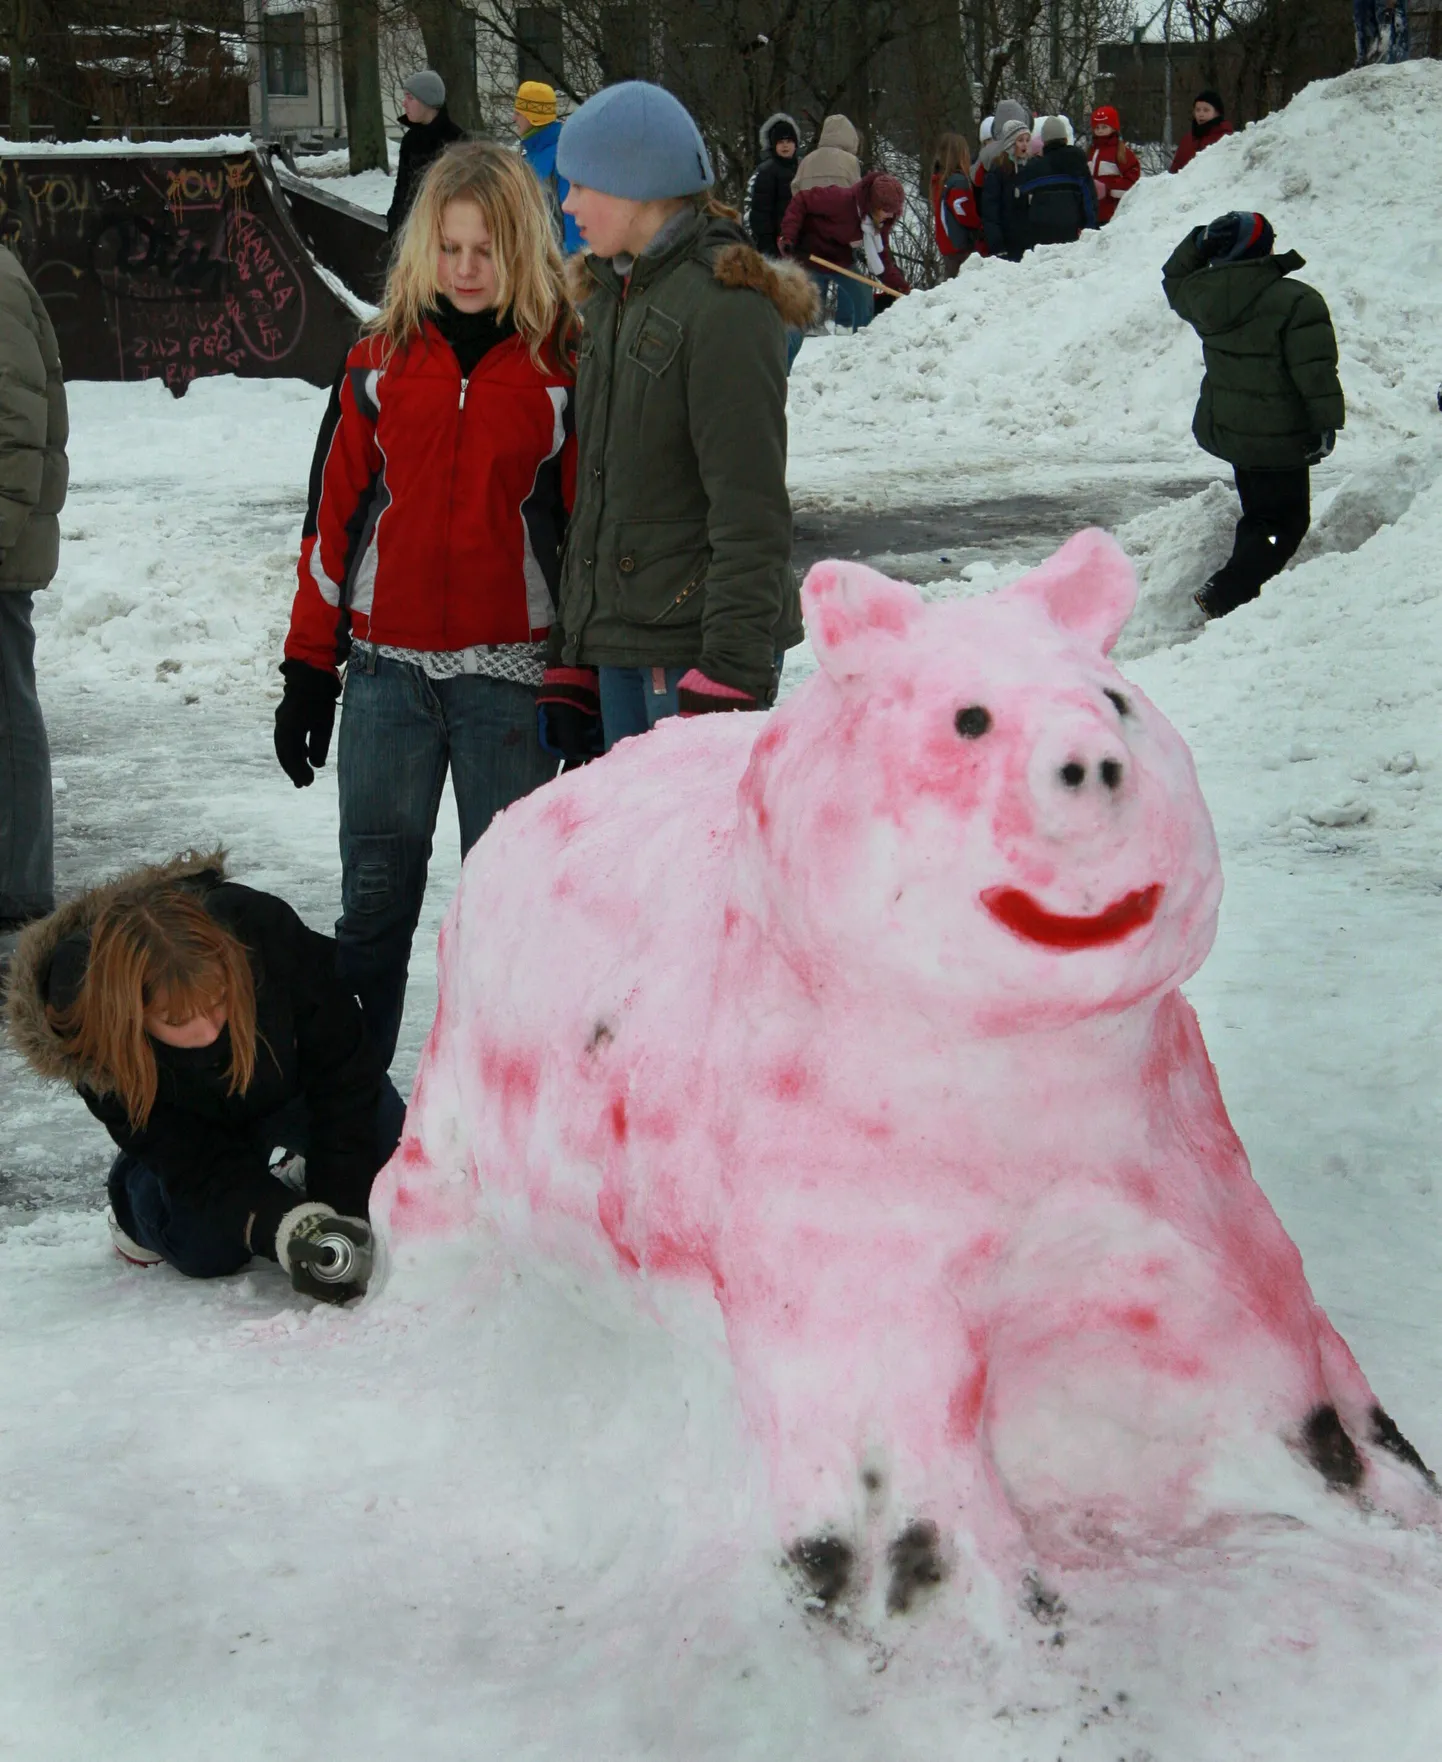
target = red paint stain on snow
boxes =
[541,795,586,839]
[647,1231,719,1286]
[947,1361,989,1442]
[768,1058,811,1102]
[597,1187,640,1272]
[481,1045,540,1112]
[610,1095,629,1143]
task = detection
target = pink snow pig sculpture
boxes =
[378,528,1435,1618]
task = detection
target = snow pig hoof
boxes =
[885,1519,946,1614]
[789,1534,854,1607]
[1371,1404,1438,1487]
[1302,1404,1364,1489]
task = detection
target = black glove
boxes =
[1304,430,1336,466]
[274,660,342,788]
[274,1203,374,1305]
[536,666,604,767]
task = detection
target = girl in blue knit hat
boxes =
[533,81,817,756]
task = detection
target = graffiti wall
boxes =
[0,149,359,393]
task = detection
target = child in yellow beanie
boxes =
[512,82,579,251]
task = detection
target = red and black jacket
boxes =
[931,169,981,257]
[1088,138,1140,224]
[285,312,577,675]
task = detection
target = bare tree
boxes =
[338,0,390,167]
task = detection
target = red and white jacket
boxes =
[1087,138,1140,225]
[285,321,576,675]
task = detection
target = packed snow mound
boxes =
[788,62,1442,500]
[378,530,1435,1628]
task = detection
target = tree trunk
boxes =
[904,0,973,181]
[337,0,389,172]
[412,0,480,132]
[7,0,30,138]
[32,0,93,139]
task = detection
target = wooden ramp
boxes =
[0,141,361,394]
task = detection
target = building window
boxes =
[516,6,563,85]
[264,11,308,98]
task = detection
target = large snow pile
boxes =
[788,62,1442,501]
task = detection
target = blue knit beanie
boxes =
[556,81,714,200]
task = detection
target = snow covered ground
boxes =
[3,63,1442,1762]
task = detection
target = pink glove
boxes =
[676,669,758,715]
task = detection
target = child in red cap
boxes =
[1088,107,1140,225]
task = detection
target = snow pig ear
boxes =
[803,560,925,684]
[1001,527,1137,655]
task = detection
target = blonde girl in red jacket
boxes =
[275,142,577,1067]
[1088,106,1141,225]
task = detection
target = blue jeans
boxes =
[1355,0,1408,59]
[0,591,54,923]
[107,1079,406,1278]
[597,664,686,751]
[811,268,874,333]
[336,653,556,1066]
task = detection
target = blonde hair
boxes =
[47,887,258,1131]
[375,140,575,368]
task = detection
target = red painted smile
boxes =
[981,884,1163,950]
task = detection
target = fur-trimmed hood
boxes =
[758,111,800,153]
[567,224,818,331]
[4,848,228,1090]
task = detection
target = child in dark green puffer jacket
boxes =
[1163,211,1344,620]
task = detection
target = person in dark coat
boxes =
[4,852,406,1303]
[386,68,466,235]
[747,112,800,257]
[1168,90,1234,174]
[0,244,67,975]
[1014,116,1098,250]
[1163,212,1345,620]
[979,119,1032,262]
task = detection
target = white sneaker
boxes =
[107,1209,163,1266]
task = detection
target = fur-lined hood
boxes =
[566,219,819,331]
[4,848,228,1090]
[758,111,800,153]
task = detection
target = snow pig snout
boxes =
[1028,698,1135,845]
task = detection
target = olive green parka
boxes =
[0,245,68,593]
[554,212,818,702]
[1162,231,1344,470]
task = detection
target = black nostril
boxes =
[1060,762,1085,789]
[1100,759,1123,791]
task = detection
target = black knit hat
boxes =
[766,116,799,149]
[1194,88,1225,115]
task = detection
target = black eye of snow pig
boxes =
[954,706,992,740]
[1104,689,1131,717]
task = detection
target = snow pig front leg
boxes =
[716,1212,1035,1624]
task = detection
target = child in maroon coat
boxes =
[779,170,910,331]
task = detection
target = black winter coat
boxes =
[980,161,1025,262]
[747,153,798,258]
[1014,141,1097,249]
[387,108,466,235]
[8,859,388,1258]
